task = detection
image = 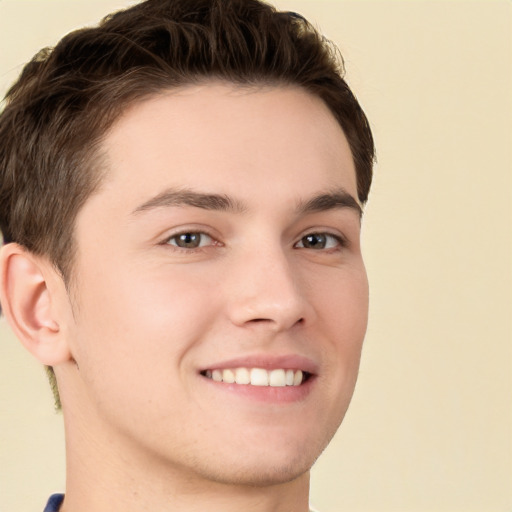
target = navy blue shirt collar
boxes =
[43,494,64,512]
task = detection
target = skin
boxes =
[1,83,368,512]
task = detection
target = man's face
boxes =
[61,83,368,486]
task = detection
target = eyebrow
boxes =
[131,187,362,217]
[296,189,363,217]
[132,188,246,214]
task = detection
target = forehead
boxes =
[93,83,358,213]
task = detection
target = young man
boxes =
[0,0,374,511]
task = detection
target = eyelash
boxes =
[295,232,347,251]
[162,231,218,251]
[161,230,347,252]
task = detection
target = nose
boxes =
[225,244,313,332]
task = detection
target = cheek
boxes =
[317,266,369,340]
[300,267,369,439]
[81,259,219,331]
[69,264,221,398]
[314,266,369,383]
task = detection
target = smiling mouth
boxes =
[200,368,311,387]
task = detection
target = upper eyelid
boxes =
[297,229,348,243]
[166,231,212,241]
[163,231,216,246]
[159,225,219,242]
[165,229,213,238]
[160,231,220,253]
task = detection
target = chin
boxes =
[185,429,333,488]
[198,456,314,488]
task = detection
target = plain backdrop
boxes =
[0,1,511,511]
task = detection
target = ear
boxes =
[0,243,72,366]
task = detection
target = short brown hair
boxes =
[0,0,374,279]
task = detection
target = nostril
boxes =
[247,317,304,327]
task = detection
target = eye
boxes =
[295,232,344,250]
[165,232,214,249]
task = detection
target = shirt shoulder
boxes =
[43,494,64,512]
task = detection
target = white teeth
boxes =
[269,369,286,387]
[222,369,235,383]
[250,368,269,386]
[204,367,306,387]
[235,367,250,384]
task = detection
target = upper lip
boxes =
[199,354,319,375]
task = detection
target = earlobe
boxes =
[0,243,72,366]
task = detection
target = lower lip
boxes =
[200,374,316,404]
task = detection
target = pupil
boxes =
[304,234,326,248]
[178,233,199,248]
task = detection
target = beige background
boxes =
[0,1,510,511]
